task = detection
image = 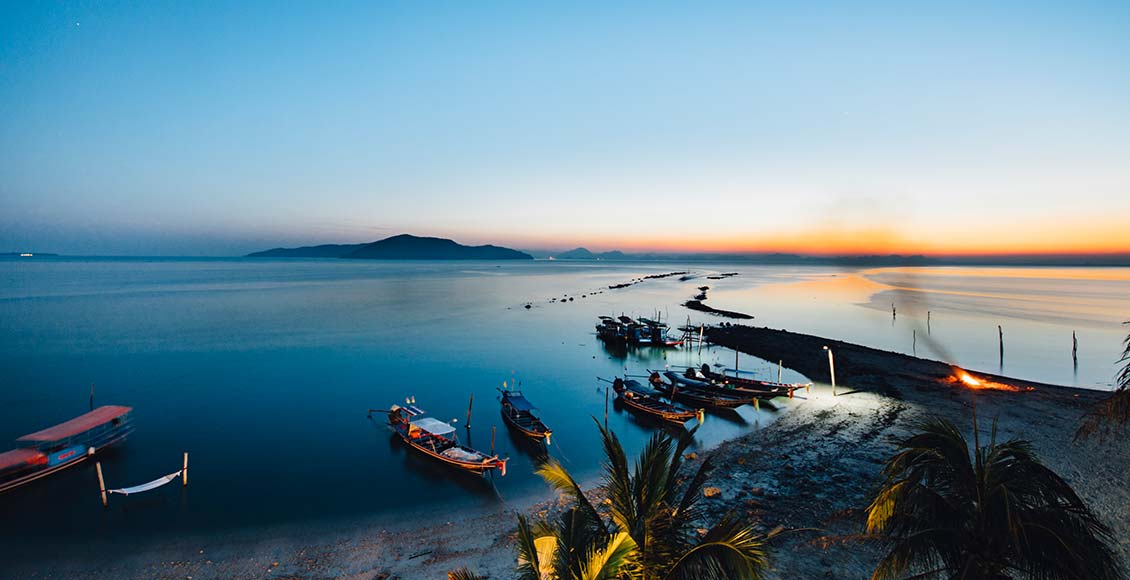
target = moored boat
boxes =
[595,316,628,344]
[499,389,552,444]
[387,403,507,476]
[0,405,134,494]
[611,377,700,424]
[691,364,809,397]
[647,372,751,408]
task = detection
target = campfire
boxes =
[944,367,1033,392]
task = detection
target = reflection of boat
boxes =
[0,405,134,494]
[690,365,808,397]
[611,377,699,424]
[499,389,552,444]
[648,372,750,409]
[387,404,507,476]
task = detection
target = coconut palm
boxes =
[448,568,487,580]
[518,420,769,580]
[1077,321,1130,439]
[867,418,1121,580]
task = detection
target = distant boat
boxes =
[0,406,134,494]
[618,316,684,347]
[386,403,507,476]
[499,389,552,444]
[611,377,699,424]
[647,372,750,408]
[596,316,628,344]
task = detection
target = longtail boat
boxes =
[691,364,809,397]
[0,405,134,494]
[387,404,507,476]
[596,316,628,344]
[611,377,699,424]
[499,389,552,444]
[664,369,782,399]
[647,372,751,409]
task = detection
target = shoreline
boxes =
[8,325,1128,579]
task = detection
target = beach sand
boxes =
[11,325,1128,579]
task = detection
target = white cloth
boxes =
[109,471,181,495]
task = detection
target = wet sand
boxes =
[11,325,1128,579]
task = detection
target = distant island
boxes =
[247,234,533,260]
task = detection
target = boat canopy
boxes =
[409,417,456,437]
[505,393,537,412]
[17,406,132,443]
[0,448,47,471]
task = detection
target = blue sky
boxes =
[2,1,1128,255]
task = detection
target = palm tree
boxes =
[448,568,487,580]
[867,418,1121,580]
[517,420,769,580]
[1077,321,1130,439]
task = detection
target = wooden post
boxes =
[998,325,1004,368]
[824,346,837,397]
[892,303,896,320]
[753,397,759,412]
[96,461,107,507]
[89,383,95,411]
[1072,331,1078,365]
[734,349,739,373]
[604,386,609,428]
[182,452,189,486]
[927,311,931,334]
[777,360,782,383]
[490,425,496,456]
[913,330,917,356]
[466,393,474,430]
[698,325,704,354]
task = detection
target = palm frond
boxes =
[517,513,549,580]
[662,515,768,580]
[1076,321,1130,440]
[448,567,488,580]
[577,531,639,580]
[536,458,607,535]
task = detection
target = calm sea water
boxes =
[0,258,1126,568]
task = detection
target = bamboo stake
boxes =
[182,452,189,486]
[96,461,107,507]
[604,386,609,428]
[998,325,1004,369]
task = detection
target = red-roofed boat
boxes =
[0,405,134,494]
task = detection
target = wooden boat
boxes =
[387,404,507,476]
[620,316,683,347]
[612,378,699,424]
[595,316,627,344]
[499,389,552,444]
[0,405,134,494]
[691,364,809,397]
[664,369,782,399]
[647,372,751,409]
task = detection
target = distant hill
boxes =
[247,243,365,258]
[247,234,533,260]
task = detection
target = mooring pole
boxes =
[466,393,474,430]
[1072,331,1078,366]
[777,360,783,384]
[604,386,609,428]
[824,345,837,397]
[998,325,1004,369]
[490,425,496,456]
[734,349,739,373]
[182,452,189,486]
[927,311,932,334]
[913,329,917,356]
[96,461,107,507]
[89,383,94,411]
[698,325,704,354]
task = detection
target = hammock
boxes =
[108,470,183,495]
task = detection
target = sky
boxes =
[1,1,1129,256]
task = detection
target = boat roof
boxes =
[17,406,132,443]
[0,448,46,470]
[409,417,456,437]
[504,393,537,412]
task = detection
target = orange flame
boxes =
[944,367,1032,392]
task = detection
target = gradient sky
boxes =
[2,1,1129,256]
